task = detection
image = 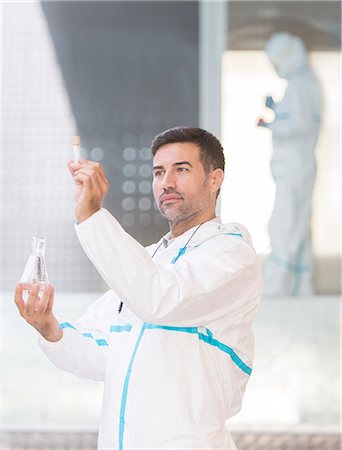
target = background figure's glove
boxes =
[265,95,275,109]
[257,117,269,128]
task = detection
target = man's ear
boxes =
[211,168,224,194]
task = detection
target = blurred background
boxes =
[1,1,340,449]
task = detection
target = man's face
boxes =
[152,142,215,225]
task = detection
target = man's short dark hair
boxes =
[151,127,225,174]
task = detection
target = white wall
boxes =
[221,50,340,292]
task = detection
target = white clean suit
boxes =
[263,32,321,295]
[39,208,262,449]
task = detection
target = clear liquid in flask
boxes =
[20,237,49,291]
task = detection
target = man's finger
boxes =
[26,284,40,316]
[76,165,109,196]
[74,169,105,200]
[35,284,51,314]
[86,162,110,193]
[86,161,108,183]
[72,162,109,197]
[73,173,97,200]
[67,160,85,175]
[74,167,103,193]
[67,160,76,176]
[14,284,26,315]
[46,286,55,311]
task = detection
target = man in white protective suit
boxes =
[15,127,263,450]
[258,32,321,295]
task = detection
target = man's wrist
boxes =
[41,326,63,343]
[76,207,101,224]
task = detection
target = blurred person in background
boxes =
[258,32,321,295]
[15,127,262,450]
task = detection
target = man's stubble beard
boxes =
[158,180,211,227]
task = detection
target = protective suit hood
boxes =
[265,32,308,78]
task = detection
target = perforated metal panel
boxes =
[2,1,198,291]
[41,1,199,246]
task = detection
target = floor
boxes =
[1,430,341,450]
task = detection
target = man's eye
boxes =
[154,171,162,177]
[177,167,188,172]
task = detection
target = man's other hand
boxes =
[68,160,110,223]
[14,283,62,342]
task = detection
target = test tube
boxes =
[73,135,81,164]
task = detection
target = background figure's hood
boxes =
[265,32,308,78]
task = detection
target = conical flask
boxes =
[20,237,49,290]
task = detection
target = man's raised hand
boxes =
[68,160,110,223]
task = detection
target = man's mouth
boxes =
[160,194,183,204]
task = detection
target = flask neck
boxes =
[31,237,46,256]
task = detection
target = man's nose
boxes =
[161,170,176,190]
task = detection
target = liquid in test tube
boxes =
[73,135,81,164]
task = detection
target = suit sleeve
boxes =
[38,290,117,381]
[75,209,263,327]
